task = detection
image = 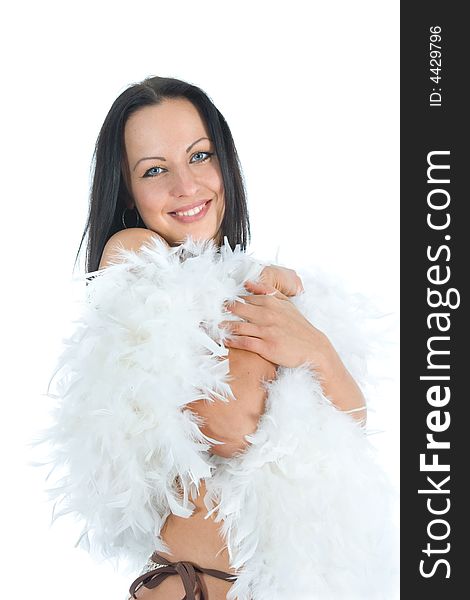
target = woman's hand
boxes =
[221,280,331,371]
[221,280,367,421]
[259,265,304,297]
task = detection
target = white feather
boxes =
[35,235,397,596]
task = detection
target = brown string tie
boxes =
[129,551,237,600]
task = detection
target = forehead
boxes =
[124,98,209,155]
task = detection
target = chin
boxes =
[176,226,221,245]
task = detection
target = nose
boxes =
[169,163,200,197]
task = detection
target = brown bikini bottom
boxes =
[128,551,238,600]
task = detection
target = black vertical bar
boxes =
[401,3,466,597]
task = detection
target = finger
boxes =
[244,279,287,300]
[271,274,298,297]
[244,279,276,294]
[224,334,265,355]
[260,266,304,297]
[218,320,263,339]
[224,299,264,322]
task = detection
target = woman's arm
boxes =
[98,228,277,458]
[313,343,367,423]
[188,349,276,458]
[98,227,169,269]
[222,280,368,426]
[101,234,364,454]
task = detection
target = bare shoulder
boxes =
[99,228,168,269]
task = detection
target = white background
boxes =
[1,1,399,598]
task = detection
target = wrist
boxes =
[305,332,342,381]
[306,336,366,409]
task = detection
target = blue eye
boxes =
[142,152,214,178]
[143,166,165,178]
[191,151,213,162]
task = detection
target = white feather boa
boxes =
[39,236,398,599]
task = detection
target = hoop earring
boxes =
[122,207,141,229]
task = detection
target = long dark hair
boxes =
[75,75,251,274]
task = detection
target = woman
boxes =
[44,75,393,600]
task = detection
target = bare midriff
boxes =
[156,478,237,599]
[140,348,276,599]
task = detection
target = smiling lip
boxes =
[168,199,211,214]
[169,199,212,222]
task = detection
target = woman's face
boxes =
[123,98,225,246]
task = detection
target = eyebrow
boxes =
[132,137,212,171]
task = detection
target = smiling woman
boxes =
[122,100,226,247]
[41,75,397,600]
[75,76,250,274]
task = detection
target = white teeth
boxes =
[174,202,207,217]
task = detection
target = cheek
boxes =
[132,183,167,212]
[208,164,225,197]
